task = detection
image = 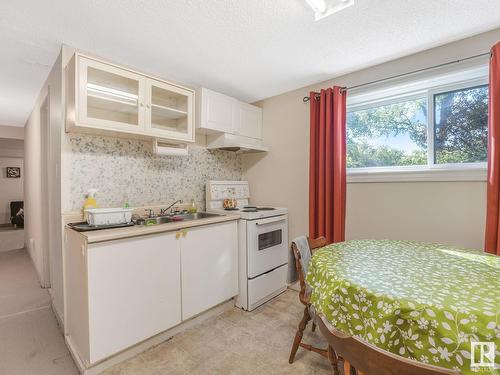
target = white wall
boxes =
[24,49,64,321]
[243,28,500,250]
[0,125,24,140]
[0,156,24,224]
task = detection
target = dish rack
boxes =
[85,208,134,226]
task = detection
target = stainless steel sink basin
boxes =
[143,212,224,226]
[171,212,223,221]
[154,216,174,224]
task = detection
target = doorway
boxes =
[0,138,24,252]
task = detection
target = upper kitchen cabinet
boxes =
[234,102,263,139]
[197,88,234,133]
[196,87,263,140]
[66,53,195,143]
[145,79,193,141]
[74,57,145,133]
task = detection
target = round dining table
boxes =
[305,239,500,375]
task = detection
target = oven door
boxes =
[246,215,288,279]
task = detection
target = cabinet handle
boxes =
[182,230,188,237]
[175,232,181,239]
[146,104,151,109]
[140,102,144,107]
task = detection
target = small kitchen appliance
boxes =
[206,180,288,311]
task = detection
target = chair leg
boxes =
[327,345,340,375]
[343,361,351,375]
[289,305,311,364]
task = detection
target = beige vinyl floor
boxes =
[103,290,331,375]
[0,248,78,375]
[1,247,330,374]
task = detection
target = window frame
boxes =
[346,66,488,183]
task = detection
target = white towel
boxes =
[287,236,311,284]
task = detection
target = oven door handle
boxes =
[255,216,287,226]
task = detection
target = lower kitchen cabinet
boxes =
[87,232,181,363]
[180,221,238,320]
[64,219,238,367]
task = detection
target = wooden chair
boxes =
[316,314,463,375]
[289,236,332,364]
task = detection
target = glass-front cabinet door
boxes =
[145,79,194,142]
[78,56,146,132]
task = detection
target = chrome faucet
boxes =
[144,209,155,218]
[160,200,183,216]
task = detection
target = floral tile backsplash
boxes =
[68,134,242,211]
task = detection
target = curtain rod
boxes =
[302,51,492,103]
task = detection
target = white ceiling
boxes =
[1,0,500,127]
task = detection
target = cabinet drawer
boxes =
[248,264,287,311]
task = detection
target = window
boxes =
[434,85,488,164]
[347,97,427,168]
[346,67,489,182]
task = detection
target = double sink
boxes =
[145,212,223,225]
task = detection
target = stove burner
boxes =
[241,207,277,213]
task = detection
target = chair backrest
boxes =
[291,236,327,305]
[10,201,23,217]
[316,314,463,375]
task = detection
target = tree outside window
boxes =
[346,84,488,169]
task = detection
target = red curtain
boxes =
[309,87,347,244]
[485,42,500,255]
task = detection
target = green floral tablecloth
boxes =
[305,240,500,374]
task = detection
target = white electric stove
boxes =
[206,181,289,311]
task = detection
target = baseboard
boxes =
[66,298,235,375]
[66,336,86,374]
[49,291,65,333]
[288,281,300,292]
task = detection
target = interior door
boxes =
[145,79,194,142]
[78,56,146,132]
[180,222,238,320]
[87,232,181,363]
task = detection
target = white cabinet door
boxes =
[145,79,194,142]
[87,232,181,363]
[198,88,234,133]
[234,102,263,139]
[78,56,146,133]
[181,222,238,320]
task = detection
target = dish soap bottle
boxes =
[188,199,198,214]
[83,189,98,221]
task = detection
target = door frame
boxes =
[40,89,51,287]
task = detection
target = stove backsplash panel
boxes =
[68,134,242,211]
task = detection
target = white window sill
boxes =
[347,166,487,183]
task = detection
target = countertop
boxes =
[67,213,240,243]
